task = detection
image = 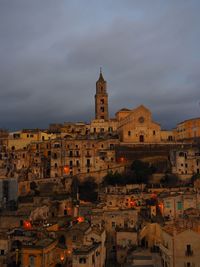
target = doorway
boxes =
[139,135,144,142]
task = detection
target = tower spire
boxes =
[95,69,108,120]
[98,67,105,82]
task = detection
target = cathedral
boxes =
[93,70,175,143]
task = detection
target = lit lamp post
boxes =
[60,253,65,266]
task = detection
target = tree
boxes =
[191,173,200,184]
[102,171,123,185]
[131,160,155,183]
[78,177,98,202]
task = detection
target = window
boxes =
[128,131,131,136]
[29,255,35,267]
[186,244,192,256]
[72,235,77,241]
[100,99,104,104]
[187,244,191,251]
[92,254,95,263]
[79,257,86,264]
[1,250,4,255]
[153,130,156,135]
[112,221,116,228]
[87,159,90,167]
[100,106,105,112]
[177,201,182,210]
[168,135,173,141]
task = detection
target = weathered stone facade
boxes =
[116,105,174,143]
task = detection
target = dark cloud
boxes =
[0,0,200,130]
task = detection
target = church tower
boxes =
[95,69,109,120]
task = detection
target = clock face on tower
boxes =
[138,116,145,123]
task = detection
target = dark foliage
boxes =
[102,160,155,186]
[191,173,200,184]
[78,177,98,202]
[130,160,155,183]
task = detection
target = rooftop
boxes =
[22,238,56,249]
[73,242,100,255]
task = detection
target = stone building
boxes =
[159,223,200,267]
[158,191,200,220]
[21,238,58,267]
[116,105,174,143]
[176,117,200,142]
[170,147,200,178]
[73,243,103,267]
[0,232,9,267]
[91,207,138,261]
[89,119,117,135]
[60,221,106,267]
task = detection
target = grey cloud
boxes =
[0,1,200,130]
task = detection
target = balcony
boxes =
[185,250,193,256]
[85,164,92,168]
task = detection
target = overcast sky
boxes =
[0,0,200,130]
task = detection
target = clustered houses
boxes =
[157,190,200,220]
[1,72,200,267]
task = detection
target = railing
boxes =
[185,250,193,256]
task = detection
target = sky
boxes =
[0,0,200,130]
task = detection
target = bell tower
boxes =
[95,69,109,120]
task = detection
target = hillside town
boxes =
[0,72,200,267]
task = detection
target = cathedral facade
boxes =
[94,71,175,143]
[116,105,175,143]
